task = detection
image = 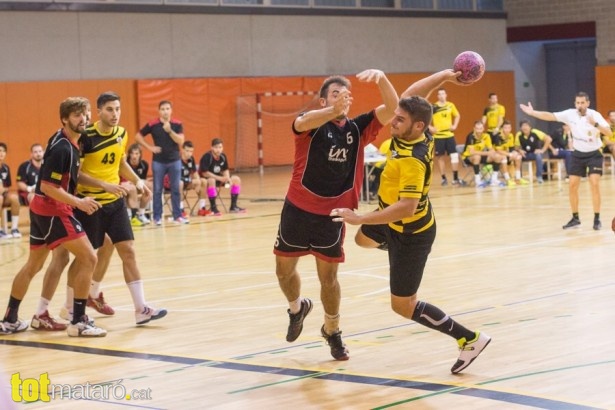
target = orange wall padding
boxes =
[596,66,615,115]
[0,72,514,188]
[0,80,138,185]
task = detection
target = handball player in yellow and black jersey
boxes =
[330,69,491,374]
[74,91,167,326]
[430,88,463,186]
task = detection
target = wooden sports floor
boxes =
[1,166,614,410]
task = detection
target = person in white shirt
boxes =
[520,92,612,230]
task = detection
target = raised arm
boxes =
[519,102,557,122]
[356,69,398,125]
[400,69,462,100]
[294,89,352,133]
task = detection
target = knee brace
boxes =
[450,152,459,164]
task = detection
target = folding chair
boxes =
[216,186,228,213]
[182,188,199,216]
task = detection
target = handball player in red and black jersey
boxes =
[1,97,126,337]
[273,69,398,360]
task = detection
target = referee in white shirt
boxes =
[520,92,612,230]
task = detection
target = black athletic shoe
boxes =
[562,217,581,229]
[286,298,313,342]
[321,325,349,361]
[593,219,602,230]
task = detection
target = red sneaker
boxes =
[198,208,212,216]
[31,310,68,331]
[87,292,115,315]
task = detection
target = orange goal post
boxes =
[235,91,319,174]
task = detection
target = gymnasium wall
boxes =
[505,0,615,66]
[0,71,514,176]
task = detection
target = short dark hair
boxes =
[159,100,172,109]
[488,92,497,98]
[128,143,142,155]
[211,138,223,147]
[183,140,194,149]
[319,76,351,99]
[502,119,511,127]
[0,142,7,151]
[30,143,43,151]
[519,120,531,127]
[97,92,120,109]
[576,92,590,101]
[60,97,90,122]
[398,96,433,132]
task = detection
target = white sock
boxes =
[11,215,19,230]
[474,174,481,183]
[289,297,302,314]
[504,172,511,180]
[138,208,146,216]
[36,297,50,316]
[515,170,521,179]
[65,286,74,310]
[180,201,184,209]
[199,199,206,209]
[127,280,147,312]
[490,172,498,183]
[90,281,101,299]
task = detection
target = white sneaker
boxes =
[10,229,22,238]
[67,316,106,337]
[136,306,168,325]
[1,319,29,334]
[173,217,189,225]
[59,306,73,322]
[138,214,150,225]
[451,332,491,374]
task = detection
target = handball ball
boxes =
[453,51,485,84]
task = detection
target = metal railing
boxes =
[1,0,503,12]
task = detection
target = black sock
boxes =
[441,174,446,180]
[4,296,22,323]
[473,164,480,174]
[453,171,459,180]
[209,197,217,210]
[131,208,138,218]
[72,298,87,325]
[231,194,238,208]
[573,212,579,220]
[594,213,600,221]
[411,301,475,341]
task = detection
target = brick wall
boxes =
[504,0,615,64]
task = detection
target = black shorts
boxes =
[570,150,603,177]
[463,155,488,166]
[273,200,345,262]
[360,222,436,297]
[434,137,457,156]
[29,210,87,250]
[74,198,134,249]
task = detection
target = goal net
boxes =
[235,92,319,172]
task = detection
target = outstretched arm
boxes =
[293,89,352,133]
[400,69,464,100]
[356,69,398,125]
[519,102,557,122]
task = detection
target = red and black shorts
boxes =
[273,200,345,263]
[29,210,86,250]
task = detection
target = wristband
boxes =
[594,122,599,128]
[135,180,145,191]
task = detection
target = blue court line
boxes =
[0,340,606,410]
